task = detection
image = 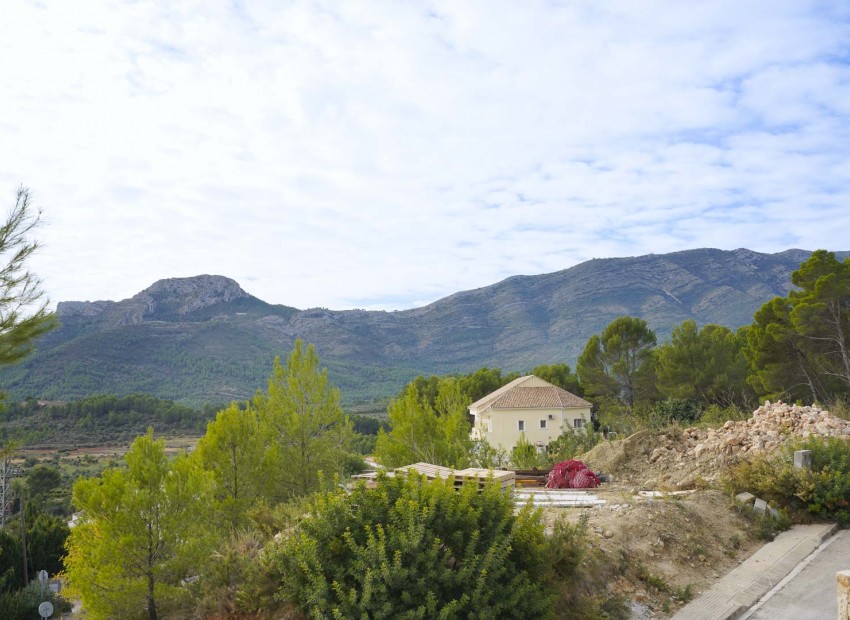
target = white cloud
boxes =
[1,0,849,310]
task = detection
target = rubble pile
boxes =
[678,401,850,461]
[611,401,850,488]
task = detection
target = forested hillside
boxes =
[0,248,846,406]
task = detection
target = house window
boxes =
[573,418,584,429]
[485,418,492,432]
[518,420,525,431]
[539,419,547,429]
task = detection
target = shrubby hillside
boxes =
[0,248,846,406]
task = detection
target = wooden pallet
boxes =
[395,463,516,490]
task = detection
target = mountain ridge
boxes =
[3,248,847,406]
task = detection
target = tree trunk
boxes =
[147,573,158,620]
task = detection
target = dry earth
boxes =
[583,401,850,489]
[551,401,850,618]
[543,486,762,618]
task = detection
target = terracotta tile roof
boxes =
[490,386,591,409]
[469,375,592,411]
[469,375,536,410]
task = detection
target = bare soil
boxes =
[543,485,764,618]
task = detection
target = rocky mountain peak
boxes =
[125,275,250,321]
[140,275,248,304]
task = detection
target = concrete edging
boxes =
[672,522,839,620]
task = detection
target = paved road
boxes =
[673,523,838,620]
[744,529,850,620]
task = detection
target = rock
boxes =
[735,492,755,505]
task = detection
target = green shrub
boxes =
[830,400,850,421]
[0,581,72,620]
[546,428,602,462]
[724,436,850,526]
[699,404,750,428]
[546,516,629,620]
[0,591,28,620]
[652,399,703,424]
[275,472,554,619]
[510,432,546,469]
[350,433,377,455]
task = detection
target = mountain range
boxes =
[1,248,845,408]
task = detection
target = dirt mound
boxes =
[548,488,763,617]
[583,401,850,488]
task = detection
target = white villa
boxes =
[469,375,593,452]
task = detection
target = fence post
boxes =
[794,450,812,470]
[838,570,850,620]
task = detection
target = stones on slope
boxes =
[638,401,850,489]
[681,401,850,463]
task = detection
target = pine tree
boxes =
[255,341,352,499]
[64,430,214,620]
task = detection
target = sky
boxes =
[2,1,849,311]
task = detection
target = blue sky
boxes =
[2,1,849,310]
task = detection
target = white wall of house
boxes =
[472,406,591,452]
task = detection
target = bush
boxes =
[0,591,27,620]
[275,472,554,619]
[350,432,377,455]
[510,432,546,469]
[546,516,629,619]
[698,404,750,428]
[653,399,703,424]
[0,581,72,620]
[830,400,850,421]
[724,436,850,526]
[546,428,601,463]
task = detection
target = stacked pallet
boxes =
[354,462,515,491]
[396,463,515,491]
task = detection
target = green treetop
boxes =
[375,376,473,469]
[745,250,850,404]
[193,402,267,531]
[253,340,353,500]
[656,320,751,407]
[577,316,657,413]
[64,430,214,620]
[0,187,57,367]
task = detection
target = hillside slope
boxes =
[0,248,844,406]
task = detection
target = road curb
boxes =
[672,522,839,620]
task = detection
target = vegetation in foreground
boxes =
[724,436,850,527]
[2,187,849,619]
[279,473,554,619]
[58,341,630,619]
